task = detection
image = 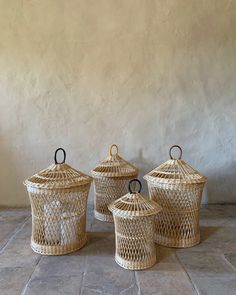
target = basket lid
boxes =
[143,145,207,184]
[108,179,162,217]
[91,144,138,178]
[24,148,92,189]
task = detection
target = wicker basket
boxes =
[108,179,162,270]
[144,145,207,248]
[24,148,92,255]
[91,144,138,222]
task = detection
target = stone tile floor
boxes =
[1,205,236,295]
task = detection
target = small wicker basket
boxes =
[108,179,162,270]
[144,145,207,248]
[24,148,92,255]
[91,144,138,222]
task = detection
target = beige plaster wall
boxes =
[0,0,235,206]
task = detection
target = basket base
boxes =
[155,234,200,248]
[31,235,87,255]
[115,255,156,270]
[94,210,114,223]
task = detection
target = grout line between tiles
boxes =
[221,253,236,272]
[0,215,31,254]
[175,252,201,295]
[79,250,88,295]
[20,255,42,295]
[134,271,141,295]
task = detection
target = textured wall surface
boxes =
[0,0,235,206]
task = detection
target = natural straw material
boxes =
[91,144,138,222]
[109,179,162,270]
[144,145,207,248]
[24,148,92,255]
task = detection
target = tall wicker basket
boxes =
[144,145,207,248]
[24,148,92,255]
[109,179,162,270]
[91,144,138,222]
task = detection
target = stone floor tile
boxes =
[0,267,33,295]
[136,262,197,295]
[177,225,236,254]
[81,284,138,295]
[200,205,236,227]
[176,252,235,277]
[83,256,136,295]
[156,245,178,264]
[203,205,236,218]
[90,219,115,232]
[224,254,236,270]
[81,288,110,295]
[176,251,236,294]
[22,275,83,295]
[188,274,236,295]
[0,220,40,268]
[119,284,139,295]
[0,208,30,221]
[86,204,94,231]
[0,209,30,250]
[1,205,236,295]
[80,232,115,256]
[33,253,86,278]
[224,217,236,227]
[0,243,41,268]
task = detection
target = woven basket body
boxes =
[24,149,92,255]
[109,179,162,270]
[144,146,207,248]
[91,145,138,222]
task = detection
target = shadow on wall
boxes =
[205,162,236,204]
[0,134,28,207]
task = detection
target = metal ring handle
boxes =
[109,144,119,156]
[54,148,66,164]
[169,145,182,160]
[128,179,142,194]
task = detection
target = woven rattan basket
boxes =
[109,179,162,270]
[144,145,207,248]
[24,148,92,255]
[91,144,138,222]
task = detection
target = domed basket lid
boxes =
[108,179,162,217]
[143,145,207,185]
[24,148,92,189]
[91,144,138,178]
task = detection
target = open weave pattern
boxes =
[113,216,156,270]
[93,176,136,222]
[148,182,204,248]
[109,189,161,270]
[27,184,90,255]
[91,144,138,222]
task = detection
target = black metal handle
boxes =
[54,148,66,164]
[169,145,182,160]
[128,179,142,194]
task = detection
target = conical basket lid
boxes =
[91,144,138,178]
[24,148,92,189]
[108,179,162,217]
[144,145,207,185]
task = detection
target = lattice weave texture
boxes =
[144,145,207,248]
[91,144,138,222]
[109,179,162,270]
[24,148,92,255]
